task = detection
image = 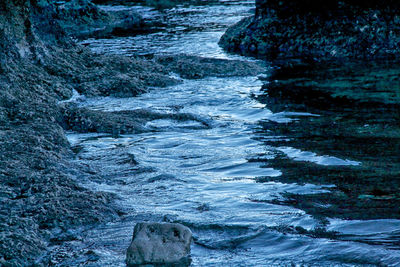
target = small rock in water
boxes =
[126,222,192,266]
[147,174,176,183]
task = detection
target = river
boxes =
[60,1,400,266]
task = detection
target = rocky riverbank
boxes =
[0,0,264,265]
[35,0,157,39]
[220,0,400,62]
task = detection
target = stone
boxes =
[220,0,400,61]
[126,222,192,267]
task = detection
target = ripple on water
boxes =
[60,0,400,266]
[65,72,399,266]
[277,146,361,166]
[82,1,255,59]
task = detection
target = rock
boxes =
[126,222,192,266]
[154,54,265,79]
[220,0,400,62]
[59,104,211,135]
[32,0,151,40]
[0,0,170,264]
[60,0,146,39]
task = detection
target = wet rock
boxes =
[126,222,192,266]
[196,203,210,212]
[63,0,146,39]
[59,104,211,134]
[155,54,265,79]
[147,174,176,183]
[220,0,400,61]
[67,53,179,98]
[35,0,148,39]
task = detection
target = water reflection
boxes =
[60,0,400,266]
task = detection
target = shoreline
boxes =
[0,0,263,264]
[2,0,400,264]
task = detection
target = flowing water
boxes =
[61,1,400,266]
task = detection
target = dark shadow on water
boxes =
[253,60,400,220]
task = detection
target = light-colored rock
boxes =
[126,222,192,266]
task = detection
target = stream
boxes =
[60,1,400,266]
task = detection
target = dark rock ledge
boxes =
[220,0,400,62]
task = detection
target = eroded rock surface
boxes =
[126,222,192,266]
[220,0,400,61]
[33,0,150,39]
[59,103,211,134]
[155,54,265,79]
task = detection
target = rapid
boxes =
[58,1,400,266]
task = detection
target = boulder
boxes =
[220,0,400,62]
[126,222,192,266]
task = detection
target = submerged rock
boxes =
[126,222,192,266]
[59,104,211,135]
[155,54,265,79]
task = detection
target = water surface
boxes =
[62,1,400,266]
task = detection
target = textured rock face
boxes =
[0,0,41,59]
[54,0,144,39]
[220,0,400,61]
[256,0,399,15]
[126,223,192,266]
